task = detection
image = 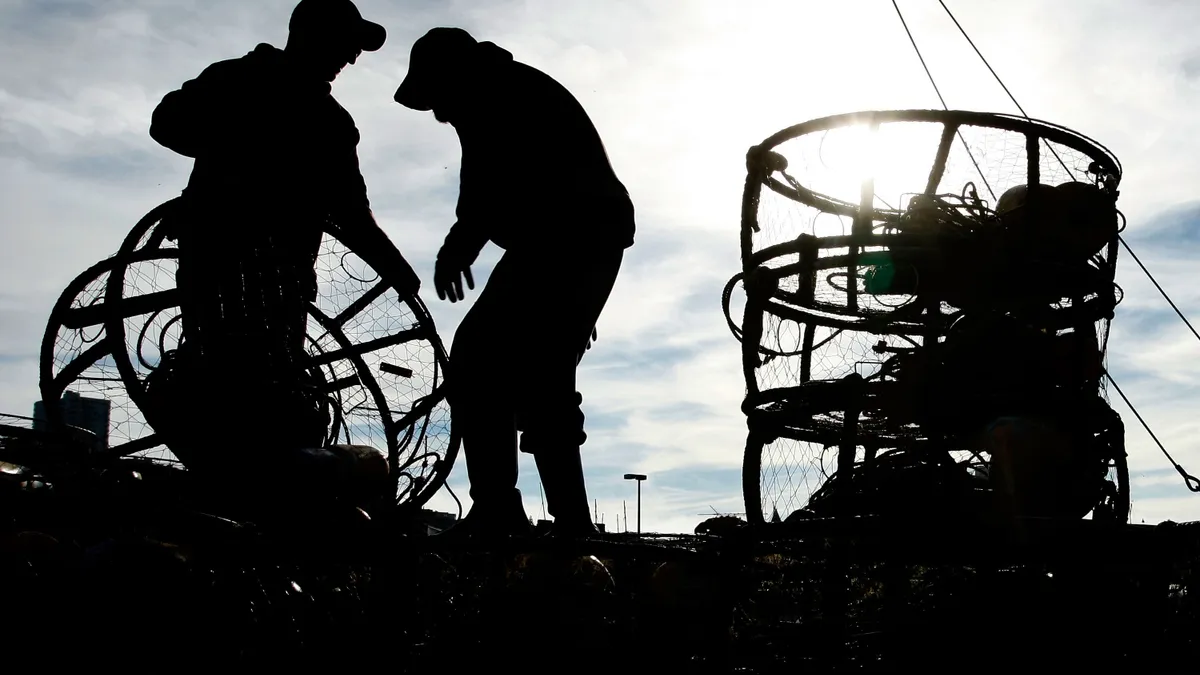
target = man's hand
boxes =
[586,327,598,351]
[434,220,487,303]
[342,209,421,297]
[433,250,475,303]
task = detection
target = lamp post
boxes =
[623,473,647,534]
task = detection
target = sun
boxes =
[796,119,950,219]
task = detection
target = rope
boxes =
[1105,372,1200,493]
[935,0,1075,180]
[891,0,995,201]
[1119,237,1200,346]
[444,480,464,520]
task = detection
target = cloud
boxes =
[6,0,1200,533]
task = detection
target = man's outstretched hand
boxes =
[434,252,475,303]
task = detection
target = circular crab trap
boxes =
[38,197,457,512]
[725,110,1129,525]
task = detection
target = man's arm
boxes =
[429,153,492,303]
[440,218,489,266]
[324,127,424,295]
[330,150,375,225]
[442,150,491,264]
[149,60,239,158]
[323,108,376,224]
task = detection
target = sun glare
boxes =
[804,121,948,216]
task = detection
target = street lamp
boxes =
[623,473,647,534]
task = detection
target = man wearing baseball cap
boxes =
[395,28,636,539]
[147,1,412,507]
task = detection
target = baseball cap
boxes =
[290,0,387,52]
[394,27,479,110]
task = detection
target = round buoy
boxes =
[1052,328,1103,388]
[649,561,724,615]
[505,551,616,640]
[0,460,31,478]
[996,181,1116,263]
[335,444,389,480]
[644,560,733,658]
[329,444,390,502]
[512,551,615,595]
[996,183,1064,220]
[0,530,77,571]
[984,416,1095,520]
[18,478,53,493]
[1,530,60,554]
[941,313,1052,388]
[996,183,1069,258]
[1055,180,1118,260]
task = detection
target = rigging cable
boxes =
[901,0,1200,492]
[1105,372,1200,492]
[890,0,995,201]
[1118,239,1200,347]
[936,0,1075,178]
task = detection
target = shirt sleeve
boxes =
[324,108,374,221]
[444,140,492,262]
[149,59,240,159]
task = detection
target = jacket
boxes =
[441,43,636,260]
[150,43,370,223]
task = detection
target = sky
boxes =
[4,0,1200,534]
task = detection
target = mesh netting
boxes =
[726,110,1128,523]
[39,198,454,508]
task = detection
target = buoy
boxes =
[0,530,76,570]
[505,551,616,637]
[995,181,1116,262]
[649,561,724,615]
[996,183,1064,220]
[1056,180,1118,260]
[511,551,615,595]
[330,444,390,483]
[984,416,1095,520]
[996,183,1068,259]
[1052,328,1103,387]
[0,461,30,478]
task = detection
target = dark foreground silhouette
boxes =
[1,455,1198,675]
[145,0,402,515]
[395,28,636,539]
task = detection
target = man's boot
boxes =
[443,486,532,541]
[534,448,599,538]
[439,440,532,541]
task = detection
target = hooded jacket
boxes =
[440,43,636,261]
[150,43,370,223]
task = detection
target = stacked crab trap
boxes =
[725,110,1129,525]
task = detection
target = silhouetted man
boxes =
[147,0,400,494]
[395,28,635,538]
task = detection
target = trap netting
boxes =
[724,110,1129,524]
[39,197,456,510]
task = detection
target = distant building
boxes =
[33,390,110,448]
[419,509,458,535]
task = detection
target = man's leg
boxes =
[519,249,624,535]
[445,254,530,535]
